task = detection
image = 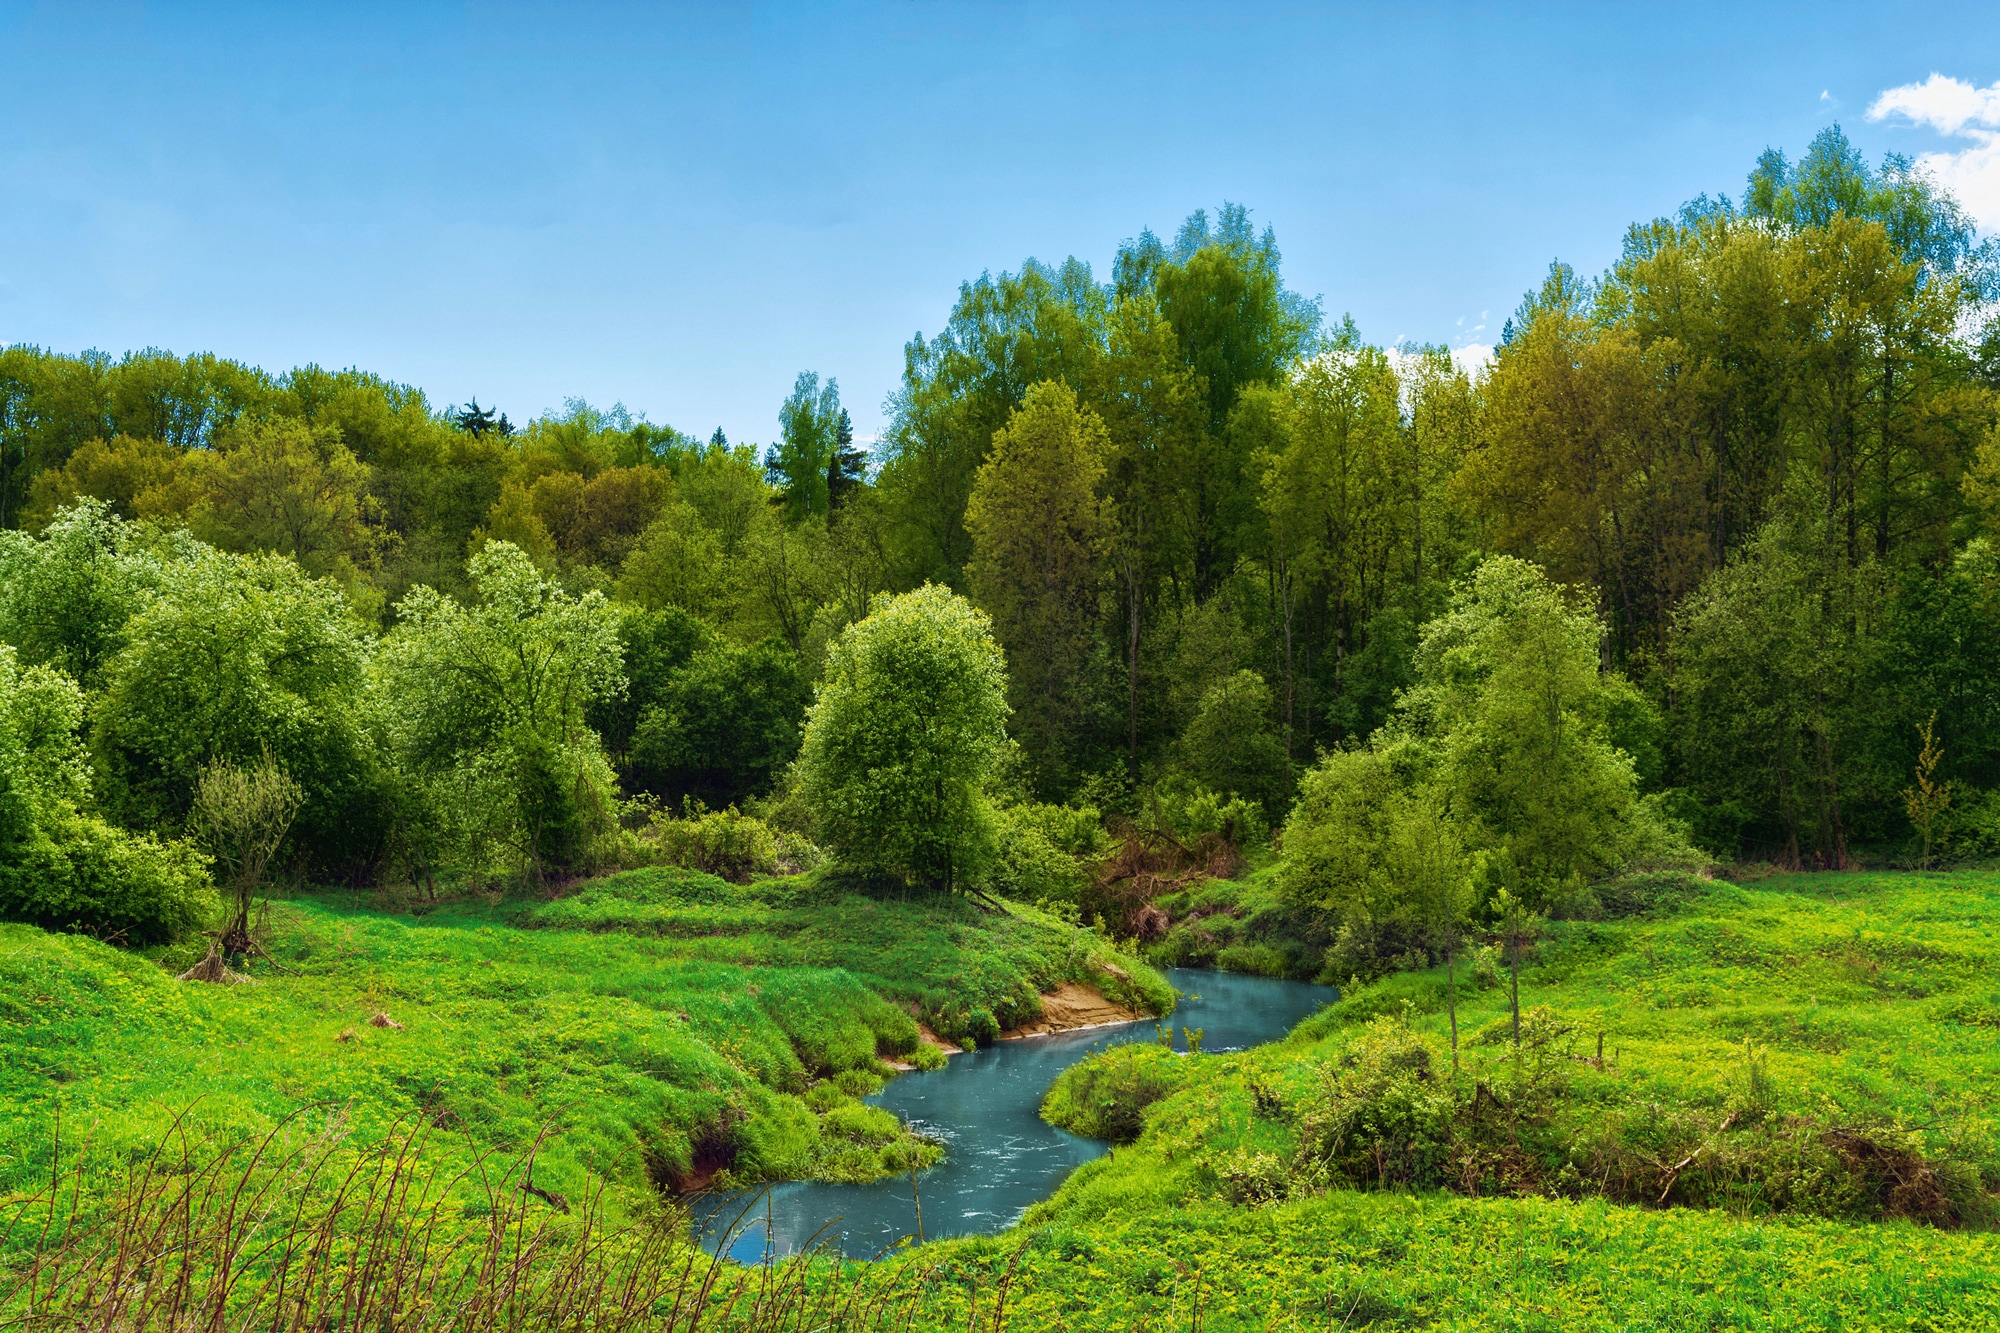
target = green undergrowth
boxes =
[0,865,1167,1244]
[1045,869,2000,1228]
[885,1190,2000,1331]
[1142,861,1328,981]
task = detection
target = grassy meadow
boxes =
[881,867,2000,1330]
[9,866,2000,1330]
[0,865,1170,1224]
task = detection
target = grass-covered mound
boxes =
[1043,870,2000,1228]
[530,866,1174,1045]
[1139,860,1330,981]
[0,865,1169,1223]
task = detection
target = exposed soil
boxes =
[998,982,1145,1040]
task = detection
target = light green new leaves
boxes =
[794,584,1010,891]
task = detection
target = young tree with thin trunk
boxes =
[192,751,303,956]
[1388,787,1473,1071]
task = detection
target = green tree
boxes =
[878,258,1107,586]
[0,500,179,687]
[0,646,212,943]
[191,751,304,954]
[1176,670,1290,815]
[766,372,844,523]
[965,380,1114,793]
[794,584,1011,890]
[616,500,730,618]
[1401,556,1681,899]
[630,637,811,809]
[21,434,184,529]
[1670,482,1886,865]
[374,542,624,884]
[92,546,385,876]
[141,416,389,593]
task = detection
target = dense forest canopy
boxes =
[3,126,1999,950]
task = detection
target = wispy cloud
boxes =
[1868,73,2000,229]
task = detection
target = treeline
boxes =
[2,127,1998,929]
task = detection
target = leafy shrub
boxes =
[94,547,390,878]
[0,645,214,943]
[628,637,810,808]
[1042,1045,1189,1143]
[988,802,1108,904]
[1147,778,1268,851]
[0,805,215,945]
[373,542,623,884]
[1291,1018,1460,1191]
[1174,669,1291,817]
[646,802,778,883]
[1215,942,1292,978]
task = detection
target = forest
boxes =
[5,125,2000,1330]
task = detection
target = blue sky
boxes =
[2,2,1996,449]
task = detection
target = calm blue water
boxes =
[694,967,1333,1261]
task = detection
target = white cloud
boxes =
[1868,73,2000,230]
[1451,344,1494,378]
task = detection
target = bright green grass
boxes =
[1311,870,2000,1156]
[0,865,1168,1224]
[870,870,2000,1328]
[889,1191,2000,1331]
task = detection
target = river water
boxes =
[694,967,1333,1261]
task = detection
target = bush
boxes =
[0,645,214,944]
[1175,670,1291,816]
[987,802,1108,905]
[628,637,811,808]
[0,806,215,945]
[1292,1018,1460,1192]
[645,802,777,883]
[1042,1044,1189,1143]
[92,547,389,878]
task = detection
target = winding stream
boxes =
[695,968,1333,1261]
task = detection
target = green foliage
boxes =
[965,380,1115,793]
[0,645,212,943]
[190,751,304,947]
[643,801,778,883]
[1049,869,2000,1234]
[1173,669,1290,816]
[628,637,810,808]
[1041,1043,1190,1143]
[988,800,1109,906]
[374,542,623,883]
[0,499,177,686]
[1143,778,1267,851]
[1671,481,1890,865]
[91,544,386,876]
[794,584,1010,891]
[0,805,214,946]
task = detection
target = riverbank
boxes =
[859,868,2000,1328]
[0,865,1171,1234]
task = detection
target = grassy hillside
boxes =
[0,866,1170,1225]
[853,869,2000,1330]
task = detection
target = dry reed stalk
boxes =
[0,1112,984,1332]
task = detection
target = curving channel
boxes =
[695,967,1333,1261]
